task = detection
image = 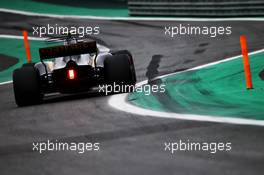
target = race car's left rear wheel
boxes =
[13,66,42,106]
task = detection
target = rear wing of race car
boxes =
[39,40,97,60]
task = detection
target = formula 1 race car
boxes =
[13,34,136,106]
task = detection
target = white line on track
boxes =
[151,48,264,81]
[0,81,12,85]
[109,48,264,127]
[1,8,264,21]
[0,34,45,41]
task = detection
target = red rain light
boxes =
[68,69,75,80]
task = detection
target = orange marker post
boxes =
[240,35,253,89]
[22,30,31,63]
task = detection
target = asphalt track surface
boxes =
[0,12,264,175]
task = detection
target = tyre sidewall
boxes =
[13,66,42,106]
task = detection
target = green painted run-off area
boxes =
[129,51,264,120]
[0,38,57,82]
[0,0,129,17]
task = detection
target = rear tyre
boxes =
[104,54,136,94]
[111,50,136,83]
[13,66,42,106]
[111,50,132,60]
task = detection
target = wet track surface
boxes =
[1,12,264,175]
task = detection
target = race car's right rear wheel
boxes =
[111,50,136,83]
[13,66,42,106]
[104,54,136,93]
